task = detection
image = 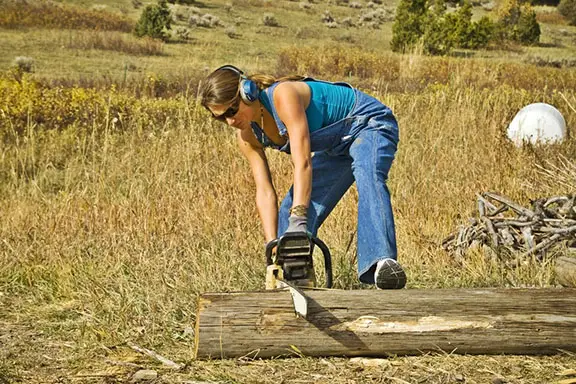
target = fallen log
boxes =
[194,288,576,359]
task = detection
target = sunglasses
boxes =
[211,99,240,122]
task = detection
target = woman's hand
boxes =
[286,215,307,233]
[286,204,308,233]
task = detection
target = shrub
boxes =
[189,14,222,28]
[175,27,191,41]
[262,13,279,26]
[322,10,336,23]
[360,8,394,25]
[134,0,172,40]
[558,0,576,25]
[225,26,239,38]
[341,17,356,27]
[12,57,35,73]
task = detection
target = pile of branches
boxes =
[442,192,576,266]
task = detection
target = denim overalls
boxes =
[251,79,399,285]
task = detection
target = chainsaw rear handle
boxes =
[265,233,333,288]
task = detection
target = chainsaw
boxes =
[265,232,333,318]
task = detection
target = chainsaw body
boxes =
[265,232,332,290]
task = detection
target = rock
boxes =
[131,369,158,382]
[482,1,495,10]
[350,357,390,367]
[555,256,576,287]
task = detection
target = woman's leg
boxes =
[278,152,355,237]
[349,125,401,285]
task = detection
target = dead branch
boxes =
[443,192,576,266]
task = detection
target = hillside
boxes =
[1,0,576,383]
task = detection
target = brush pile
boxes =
[442,192,576,265]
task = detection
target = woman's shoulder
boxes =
[271,81,311,104]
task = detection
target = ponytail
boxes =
[248,74,306,91]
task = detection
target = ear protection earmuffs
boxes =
[215,65,259,105]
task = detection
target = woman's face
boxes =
[209,99,256,131]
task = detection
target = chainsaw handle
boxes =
[265,238,279,266]
[265,234,333,288]
[311,236,333,289]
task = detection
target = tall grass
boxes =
[1,52,575,347]
[59,30,164,56]
[277,46,576,92]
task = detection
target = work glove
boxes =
[286,214,308,233]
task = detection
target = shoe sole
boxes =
[375,259,407,289]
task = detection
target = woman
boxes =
[200,65,406,289]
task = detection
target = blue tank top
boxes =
[259,79,355,133]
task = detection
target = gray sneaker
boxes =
[374,259,407,289]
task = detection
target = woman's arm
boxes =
[237,129,278,243]
[273,82,312,211]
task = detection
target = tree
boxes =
[446,1,494,49]
[515,5,541,44]
[391,0,494,54]
[466,16,495,49]
[447,1,474,47]
[134,0,172,41]
[391,0,427,52]
[422,0,453,55]
[495,0,540,44]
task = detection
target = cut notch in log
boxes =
[194,288,576,359]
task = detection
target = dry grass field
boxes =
[1,0,576,383]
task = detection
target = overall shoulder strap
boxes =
[263,82,288,137]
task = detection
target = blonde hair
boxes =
[199,67,305,109]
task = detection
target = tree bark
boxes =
[195,288,576,359]
[556,256,576,287]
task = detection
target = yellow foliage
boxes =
[0,0,133,31]
[0,72,184,134]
